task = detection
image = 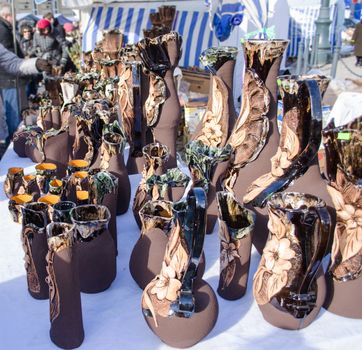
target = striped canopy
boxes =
[82,1,218,68]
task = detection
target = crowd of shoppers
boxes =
[0,2,78,145]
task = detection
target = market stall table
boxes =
[0,144,361,350]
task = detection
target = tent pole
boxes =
[11,0,22,116]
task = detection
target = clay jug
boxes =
[253,192,331,330]
[52,201,76,224]
[71,204,116,293]
[46,222,84,349]
[216,191,256,300]
[35,163,57,195]
[322,116,362,318]
[243,76,335,253]
[142,188,218,348]
[21,202,50,299]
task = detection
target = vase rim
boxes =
[70,204,111,224]
[268,192,326,212]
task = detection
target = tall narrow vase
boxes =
[71,205,116,293]
[224,40,289,206]
[21,202,50,299]
[138,32,182,169]
[46,222,84,349]
[322,116,362,318]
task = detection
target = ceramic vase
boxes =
[322,116,362,318]
[133,143,169,228]
[216,191,255,300]
[21,202,50,299]
[138,32,182,169]
[46,222,84,349]
[4,167,24,198]
[71,205,116,293]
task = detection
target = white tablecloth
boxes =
[0,144,361,350]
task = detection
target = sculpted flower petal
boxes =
[165,278,182,301]
[264,252,275,271]
[273,259,292,274]
[278,238,295,260]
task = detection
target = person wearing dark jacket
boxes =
[0,3,26,142]
[29,18,68,69]
[44,12,65,42]
[19,23,34,57]
[0,42,51,142]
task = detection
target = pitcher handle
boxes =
[171,187,206,318]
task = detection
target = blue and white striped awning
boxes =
[287,3,339,57]
[82,2,218,68]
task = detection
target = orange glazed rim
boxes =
[74,171,88,179]
[68,159,89,168]
[76,190,89,200]
[50,179,63,187]
[23,175,36,181]
[38,194,61,205]
[8,167,23,175]
[11,194,33,204]
[36,163,57,171]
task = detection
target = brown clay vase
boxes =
[71,204,116,293]
[193,46,238,140]
[243,76,335,254]
[253,192,331,330]
[92,122,130,215]
[87,169,119,254]
[8,193,33,224]
[21,202,50,299]
[46,222,84,349]
[185,140,232,234]
[52,201,76,224]
[223,39,289,209]
[137,32,182,169]
[142,188,218,348]
[216,191,255,300]
[4,167,24,198]
[21,174,41,202]
[38,103,53,131]
[129,200,173,289]
[123,58,149,175]
[322,116,362,318]
[35,163,57,196]
[133,142,169,228]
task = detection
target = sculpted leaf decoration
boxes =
[22,227,41,294]
[243,118,301,204]
[195,76,229,148]
[327,168,362,280]
[145,72,166,127]
[142,219,189,326]
[253,209,295,305]
[117,64,134,141]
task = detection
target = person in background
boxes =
[0,43,51,143]
[29,18,68,72]
[0,3,27,143]
[352,19,362,66]
[20,23,38,96]
[19,23,34,57]
[43,12,65,42]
